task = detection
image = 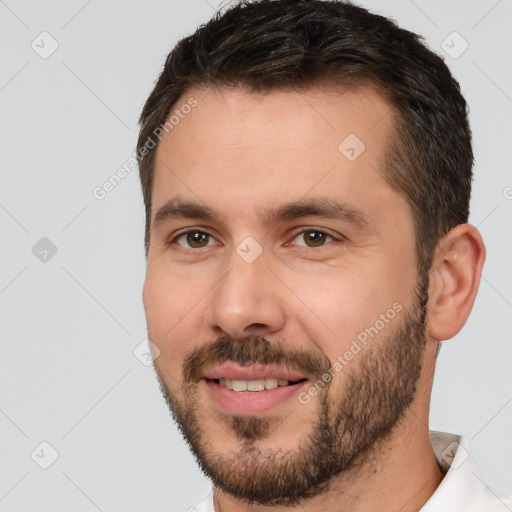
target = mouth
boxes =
[212,377,308,392]
[201,363,311,415]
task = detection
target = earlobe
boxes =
[427,224,486,341]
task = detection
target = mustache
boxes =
[183,335,331,383]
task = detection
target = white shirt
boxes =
[194,431,512,512]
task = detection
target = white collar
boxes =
[195,431,512,512]
[422,430,512,511]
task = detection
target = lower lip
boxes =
[204,379,308,415]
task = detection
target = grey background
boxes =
[0,0,511,510]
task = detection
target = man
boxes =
[136,1,512,510]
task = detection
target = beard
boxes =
[153,277,429,506]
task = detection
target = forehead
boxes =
[151,84,406,231]
[157,84,393,160]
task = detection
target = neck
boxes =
[213,412,445,512]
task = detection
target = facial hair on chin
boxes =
[154,277,429,506]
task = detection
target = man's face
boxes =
[143,86,427,504]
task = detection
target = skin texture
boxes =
[142,85,486,512]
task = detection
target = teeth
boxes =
[231,380,247,392]
[265,378,279,390]
[218,377,291,392]
[219,378,233,389]
[247,379,265,391]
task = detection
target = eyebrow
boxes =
[152,195,370,230]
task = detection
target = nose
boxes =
[203,249,287,340]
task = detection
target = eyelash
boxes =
[167,228,342,250]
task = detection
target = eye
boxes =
[170,229,217,249]
[288,229,338,248]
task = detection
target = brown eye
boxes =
[303,231,327,247]
[174,230,214,249]
[291,229,335,248]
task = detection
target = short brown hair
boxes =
[137,0,472,276]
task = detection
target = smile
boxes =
[214,377,307,392]
[201,363,311,414]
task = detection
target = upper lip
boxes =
[202,362,308,382]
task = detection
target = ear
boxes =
[427,223,486,341]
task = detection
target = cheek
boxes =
[289,268,405,361]
[143,270,196,353]
[143,272,173,336]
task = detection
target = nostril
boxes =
[248,323,267,330]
